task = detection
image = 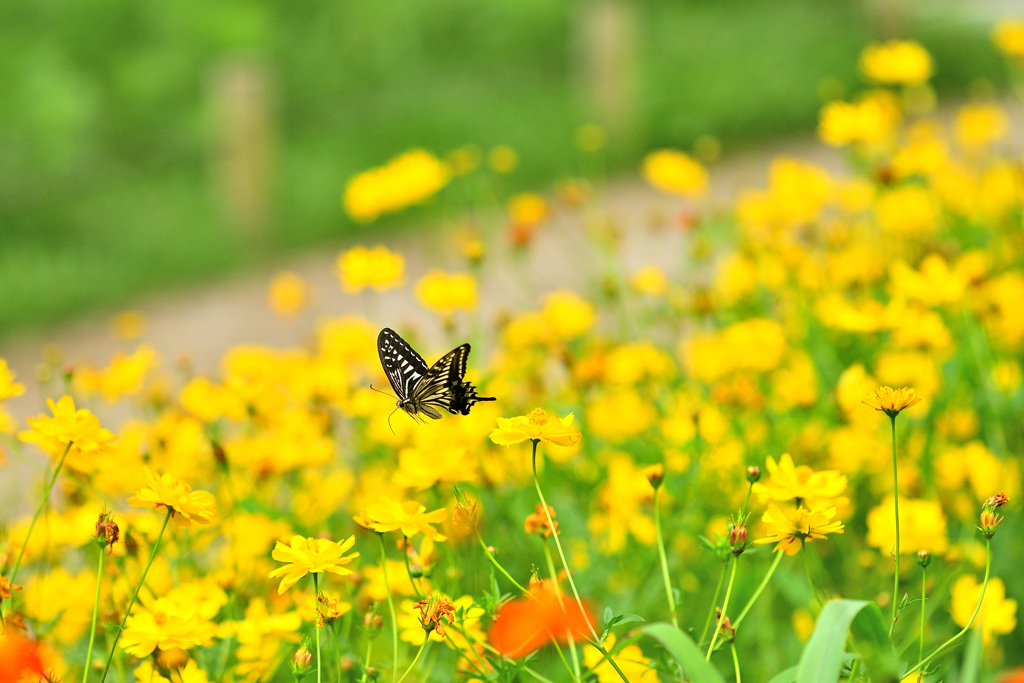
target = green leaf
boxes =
[642,623,727,683]
[766,666,798,683]
[797,600,900,683]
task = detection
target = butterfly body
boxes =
[377,328,495,421]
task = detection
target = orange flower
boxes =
[0,631,45,683]
[524,504,559,539]
[488,580,595,658]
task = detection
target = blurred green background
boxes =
[0,0,1007,335]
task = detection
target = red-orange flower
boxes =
[488,580,595,658]
[0,631,45,683]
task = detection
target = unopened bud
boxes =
[291,643,313,680]
[645,464,665,489]
[364,607,384,639]
[979,509,1004,539]
[746,466,761,483]
[365,667,381,682]
[729,524,748,555]
[94,512,119,555]
[916,549,931,568]
[155,648,188,672]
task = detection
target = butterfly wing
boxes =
[377,328,430,400]
[411,344,496,417]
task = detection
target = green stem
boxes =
[889,414,900,637]
[378,534,399,683]
[401,536,425,600]
[918,566,926,667]
[734,551,783,628]
[567,632,582,683]
[706,556,738,660]
[531,440,632,683]
[700,562,728,645]
[477,534,529,596]
[7,442,72,589]
[99,511,171,683]
[731,643,742,683]
[395,639,428,683]
[802,544,825,607]
[653,487,679,628]
[83,543,105,683]
[314,573,322,683]
[543,542,580,683]
[361,639,373,683]
[905,539,992,677]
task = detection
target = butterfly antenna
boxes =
[369,384,398,400]
[386,406,401,436]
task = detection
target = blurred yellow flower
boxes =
[507,193,549,227]
[993,19,1024,62]
[586,390,656,442]
[18,395,117,469]
[355,497,448,541]
[642,149,708,197]
[112,310,147,341]
[490,408,582,447]
[120,582,226,656]
[583,634,651,683]
[23,567,94,645]
[415,270,478,316]
[875,186,939,236]
[542,291,596,339]
[127,467,217,528]
[630,265,668,296]
[866,496,947,554]
[267,271,310,316]
[951,575,1017,645]
[448,145,481,175]
[818,92,900,147]
[337,245,406,293]
[753,453,848,509]
[755,504,844,556]
[861,385,922,418]
[75,345,158,403]
[268,535,359,594]
[955,103,1008,151]
[859,40,933,85]
[488,145,519,174]
[343,149,450,222]
[0,359,25,401]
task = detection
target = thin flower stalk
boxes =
[531,440,632,683]
[733,551,783,628]
[706,556,738,660]
[700,562,728,645]
[653,487,679,628]
[477,534,530,596]
[395,640,429,683]
[919,564,927,666]
[100,510,171,683]
[542,541,582,683]
[314,573,323,683]
[731,643,742,683]
[82,543,105,683]
[888,413,900,636]
[378,534,400,683]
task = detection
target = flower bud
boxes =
[728,524,748,556]
[916,549,931,568]
[979,509,1004,538]
[986,492,1009,509]
[365,667,381,682]
[364,607,384,639]
[645,464,665,489]
[291,644,313,680]
[746,466,761,483]
[94,512,119,555]
[155,648,188,672]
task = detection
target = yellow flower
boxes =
[127,467,218,528]
[862,386,922,418]
[507,193,549,227]
[336,245,406,293]
[18,395,117,469]
[490,408,582,447]
[955,103,1008,151]
[487,145,518,174]
[0,359,25,401]
[585,390,656,442]
[112,310,147,341]
[267,271,310,316]
[993,19,1024,62]
[120,581,226,657]
[268,535,359,594]
[818,92,900,147]
[875,186,940,236]
[866,496,947,555]
[753,453,848,509]
[398,595,485,649]
[542,291,596,340]
[583,634,652,683]
[75,345,158,403]
[642,149,708,197]
[951,576,1017,646]
[754,505,844,556]
[354,497,448,541]
[631,265,668,296]
[859,40,933,85]
[343,149,450,222]
[415,270,478,316]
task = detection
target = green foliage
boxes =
[797,600,901,683]
[642,622,727,683]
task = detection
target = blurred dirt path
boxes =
[0,134,844,504]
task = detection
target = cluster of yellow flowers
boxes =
[3,33,1024,683]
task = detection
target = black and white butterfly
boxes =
[376,327,495,423]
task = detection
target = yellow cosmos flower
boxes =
[0,359,25,401]
[754,505,844,556]
[268,535,359,594]
[415,270,478,316]
[542,291,596,340]
[993,19,1024,62]
[337,245,406,293]
[120,582,226,656]
[862,385,922,418]
[74,345,158,403]
[866,495,948,555]
[18,395,117,468]
[354,497,448,541]
[859,40,933,85]
[507,193,549,227]
[955,103,1008,151]
[267,271,310,316]
[631,265,668,296]
[818,92,900,147]
[753,453,848,509]
[951,575,1017,646]
[127,468,218,528]
[642,149,708,197]
[583,634,652,683]
[489,408,582,447]
[343,149,450,222]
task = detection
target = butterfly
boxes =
[376,327,495,424]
